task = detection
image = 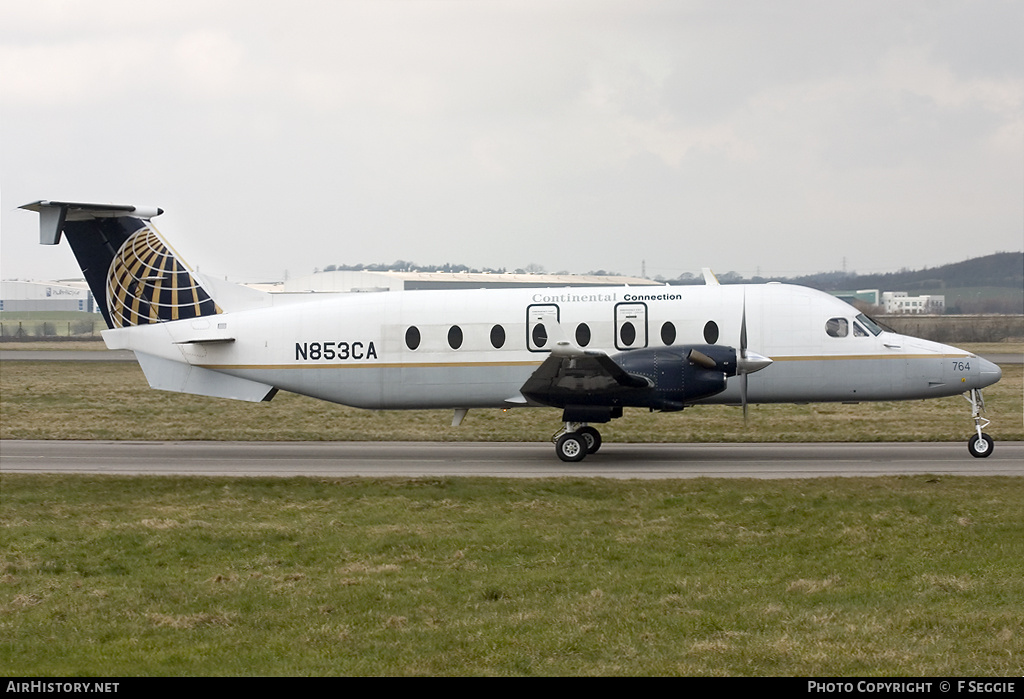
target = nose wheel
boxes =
[965,389,995,458]
[968,432,994,458]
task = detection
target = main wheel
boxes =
[968,433,994,458]
[555,433,588,462]
[576,426,602,454]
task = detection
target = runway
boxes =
[2,440,1022,479]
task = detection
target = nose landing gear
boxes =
[965,388,994,458]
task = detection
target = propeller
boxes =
[735,288,773,424]
[741,291,749,423]
[687,288,771,424]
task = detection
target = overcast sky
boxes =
[2,0,1021,283]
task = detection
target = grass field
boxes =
[2,474,1022,676]
[2,355,1022,676]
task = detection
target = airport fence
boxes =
[0,319,104,340]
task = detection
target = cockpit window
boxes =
[826,317,849,338]
[854,322,869,337]
[856,313,883,336]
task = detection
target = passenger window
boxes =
[826,318,849,338]
[575,323,591,347]
[703,320,719,344]
[532,323,548,348]
[448,325,463,350]
[405,326,421,350]
[490,324,505,349]
[661,321,676,345]
[619,321,636,346]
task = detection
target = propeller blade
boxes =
[740,289,748,360]
[740,288,750,425]
[742,373,748,425]
[734,288,770,425]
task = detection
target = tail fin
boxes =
[22,200,220,329]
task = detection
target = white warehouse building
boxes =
[881,291,945,314]
[0,280,96,313]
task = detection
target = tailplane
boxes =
[21,200,220,329]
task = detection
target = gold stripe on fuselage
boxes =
[769,353,973,362]
[197,360,545,371]
[197,353,974,372]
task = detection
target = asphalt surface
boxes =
[3,440,1022,479]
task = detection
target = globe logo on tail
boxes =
[106,226,220,328]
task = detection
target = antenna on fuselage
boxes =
[702,268,720,285]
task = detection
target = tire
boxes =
[968,433,994,458]
[555,433,588,462]
[576,426,602,454]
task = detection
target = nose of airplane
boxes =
[978,357,1002,388]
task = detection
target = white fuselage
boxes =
[104,282,1001,409]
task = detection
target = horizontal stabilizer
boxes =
[134,352,277,402]
[21,200,163,245]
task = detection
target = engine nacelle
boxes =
[613,344,736,409]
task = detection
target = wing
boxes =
[520,349,652,409]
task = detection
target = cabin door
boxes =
[526,304,560,352]
[614,302,648,350]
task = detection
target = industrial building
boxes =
[0,280,96,313]
[831,288,946,314]
[881,291,946,314]
[274,270,661,293]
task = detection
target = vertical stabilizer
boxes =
[22,200,220,329]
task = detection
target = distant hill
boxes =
[661,252,1023,313]
[787,252,1023,292]
[787,252,1023,314]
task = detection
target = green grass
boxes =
[2,356,1022,676]
[2,360,1021,443]
[2,474,1022,676]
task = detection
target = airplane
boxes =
[21,199,1003,462]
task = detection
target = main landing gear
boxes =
[553,423,602,462]
[965,388,995,458]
